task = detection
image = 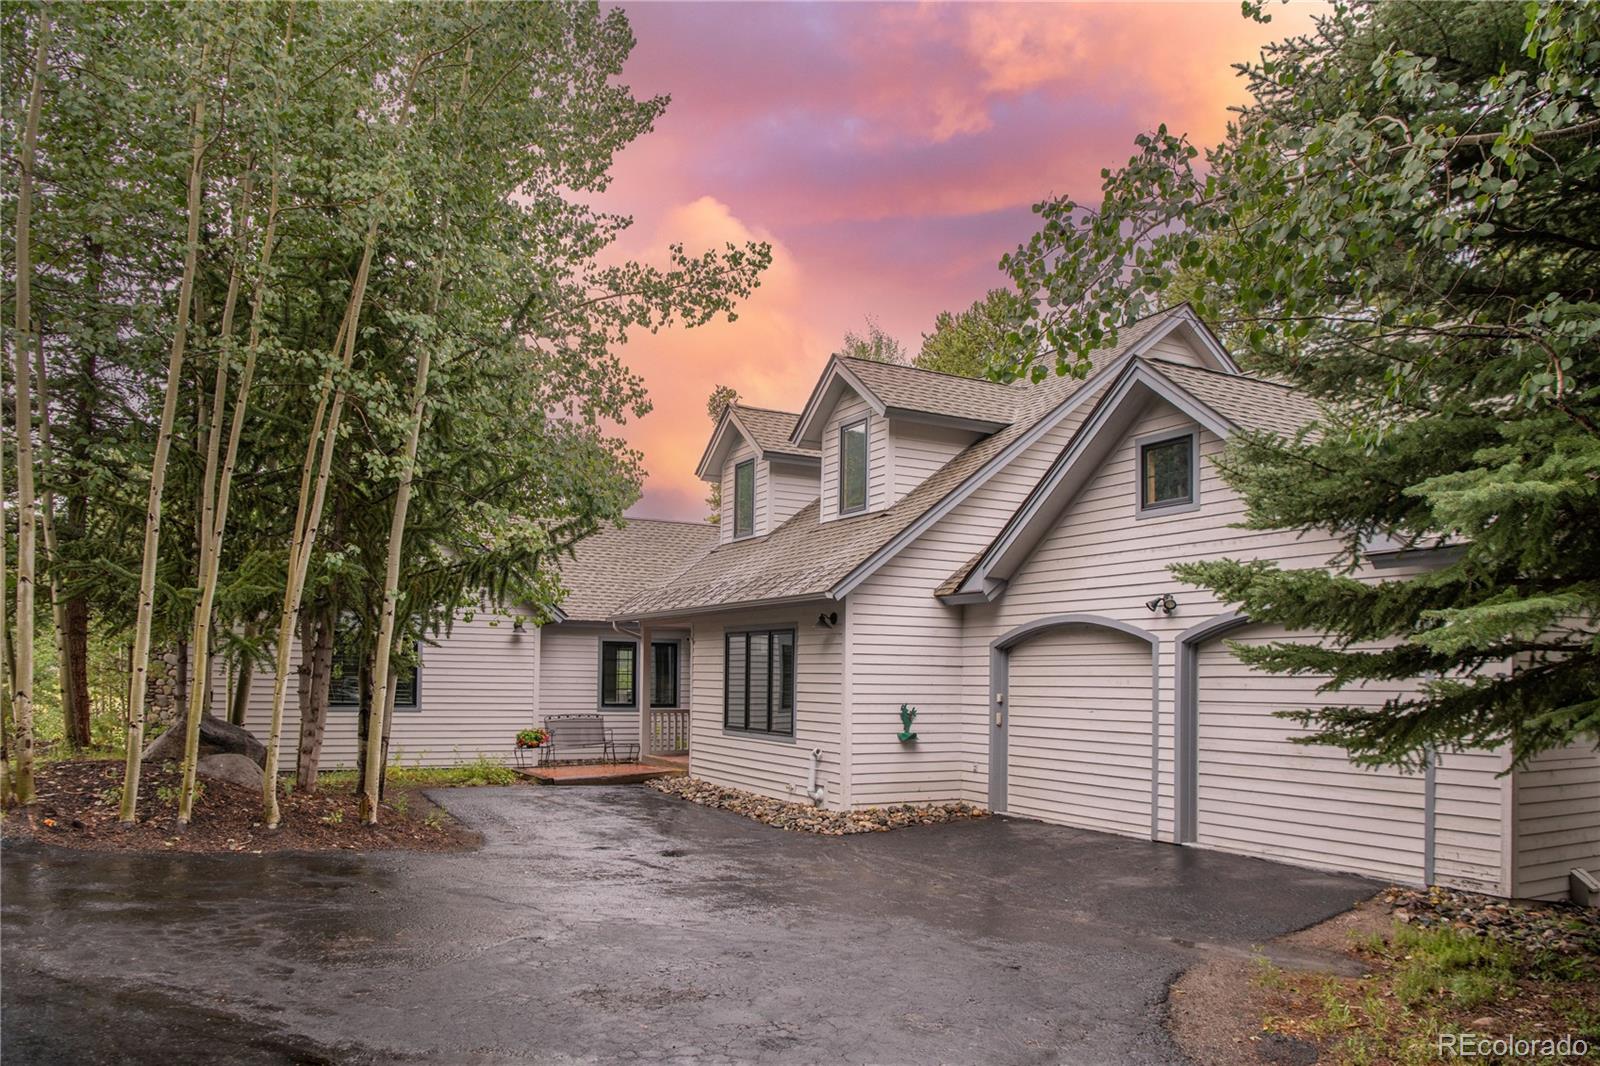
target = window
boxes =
[600,640,637,709]
[724,628,795,736]
[733,458,755,538]
[329,616,419,711]
[651,641,679,708]
[839,419,867,514]
[1138,433,1196,514]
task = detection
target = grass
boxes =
[1260,921,1600,1065]
[317,756,518,791]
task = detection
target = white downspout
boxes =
[805,747,825,806]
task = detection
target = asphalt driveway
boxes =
[2,785,1378,1064]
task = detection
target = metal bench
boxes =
[540,714,638,765]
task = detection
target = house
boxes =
[601,305,1598,902]
[224,303,1596,901]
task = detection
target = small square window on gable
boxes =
[1136,431,1199,517]
[733,458,755,538]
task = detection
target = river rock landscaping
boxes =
[1383,884,1600,957]
[647,775,985,834]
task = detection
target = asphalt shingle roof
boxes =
[731,405,818,459]
[556,518,718,623]
[1147,359,1321,439]
[840,357,1021,427]
[614,312,1178,618]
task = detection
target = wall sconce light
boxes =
[815,611,838,629]
[1145,593,1178,615]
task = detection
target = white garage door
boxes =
[1195,624,1426,882]
[1006,625,1153,836]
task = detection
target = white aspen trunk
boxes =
[359,344,431,823]
[176,171,255,825]
[119,46,209,824]
[263,49,425,827]
[32,335,79,748]
[1,319,11,802]
[10,8,51,807]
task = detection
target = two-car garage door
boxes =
[1001,619,1428,883]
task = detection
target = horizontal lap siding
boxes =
[849,409,1088,808]
[688,604,844,806]
[1006,628,1152,835]
[888,421,974,506]
[1196,626,1426,884]
[538,624,601,717]
[1514,744,1600,900]
[1434,750,1511,894]
[768,460,819,530]
[229,610,537,770]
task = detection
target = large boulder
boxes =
[142,714,268,768]
[196,752,264,791]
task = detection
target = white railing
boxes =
[648,708,690,755]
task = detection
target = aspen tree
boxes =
[119,40,209,825]
[10,6,52,807]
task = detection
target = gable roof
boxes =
[935,356,1324,601]
[615,308,1191,619]
[694,403,820,480]
[791,356,1020,446]
[554,518,718,623]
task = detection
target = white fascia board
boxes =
[613,592,841,624]
[694,409,747,481]
[1169,308,1242,373]
[791,359,887,447]
[954,361,1239,596]
[828,352,1139,600]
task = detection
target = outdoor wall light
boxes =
[815,611,838,629]
[1145,593,1178,615]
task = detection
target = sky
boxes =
[598,1,1322,521]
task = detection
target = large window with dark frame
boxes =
[724,628,795,736]
[650,641,679,708]
[838,418,867,514]
[600,640,637,709]
[733,458,756,538]
[1138,433,1195,512]
[329,616,419,711]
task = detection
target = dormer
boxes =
[695,404,820,544]
[791,357,1018,522]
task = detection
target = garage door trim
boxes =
[990,614,1161,835]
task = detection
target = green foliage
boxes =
[1,3,770,745]
[837,317,908,364]
[1004,0,1600,766]
[1387,925,1519,1009]
[914,288,1030,379]
[320,756,517,790]
[704,384,740,522]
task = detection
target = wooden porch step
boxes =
[514,762,686,786]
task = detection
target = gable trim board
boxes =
[945,360,1239,603]
[989,614,1162,838]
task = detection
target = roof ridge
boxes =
[619,516,719,528]
[730,402,802,417]
[839,356,1015,389]
[1144,355,1295,390]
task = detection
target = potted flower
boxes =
[516,728,548,749]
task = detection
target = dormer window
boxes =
[733,458,756,538]
[839,419,868,514]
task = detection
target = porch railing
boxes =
[648,708,690,755]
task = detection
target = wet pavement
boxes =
[2,786,1378,1064]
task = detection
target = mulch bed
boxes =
[647,774,986,835]
[2,759,479,854]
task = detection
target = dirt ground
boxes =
[1,758,480,854]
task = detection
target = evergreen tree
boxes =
[1001,1,1600,768]
[915,288,1028,379]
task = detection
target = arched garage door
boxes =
[1190,623,1426,883]
[1003,621,1156,837]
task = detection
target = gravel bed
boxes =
[1383,884,1600,956]
[647,775,985,835]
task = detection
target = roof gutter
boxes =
[612,592,841,625]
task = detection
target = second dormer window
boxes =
[839,419,867,514]
[734,458,755,538]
